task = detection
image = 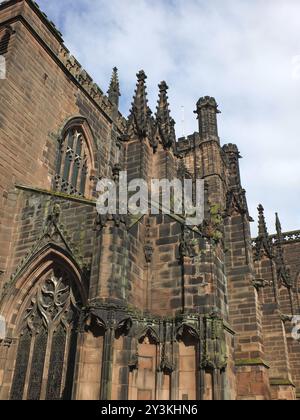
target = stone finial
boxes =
[274,213,292,288]
[155,81,176,149]
[254,204,273,260]
[107,67,120,107]
[258,205,269,238]
[125,70,154,142]
[275,212,282,238]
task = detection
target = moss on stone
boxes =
[270,378,295,387]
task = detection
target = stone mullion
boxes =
[62,132,75,193]
[22,333,37,400]
[79,157,88,196]
[39,328,53,400]
[55,140,65,190]
[55,140,67,190]
[68,154,76,195]
[71,134,82,195]
[62,149,73,193]
[60,325,72,398]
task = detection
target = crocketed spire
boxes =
[155,81,176,149]
[125,70,154,141]
[275,212,282,237]
[258,204,269,238]
[275,213,292,288]
[107,67,120,107]
[254,204,273,260]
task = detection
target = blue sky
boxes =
[37,0,300,235]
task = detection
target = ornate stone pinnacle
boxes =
[155,80,175,149]
[137,70,147,82]
[158,81,168,92]
[108,66,120,107]
[196,96,220,113]
[276,212,282,237]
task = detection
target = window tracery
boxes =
[10,268,81,400]
[54,128,90,197]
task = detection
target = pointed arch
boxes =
[53,116,98,198]
[129,325,160,400]
[176,323,199,342]
[3,245,86,400]
[138,326,160,344]
[1,243,88,329]
[0,25,15,56]
[176,323,199,400]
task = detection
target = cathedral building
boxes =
[0,0,300,400]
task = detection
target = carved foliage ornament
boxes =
[23,272,80,334]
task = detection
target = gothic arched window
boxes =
[10,266,82,400]
[54,122,94,197]
[0,25,14,56]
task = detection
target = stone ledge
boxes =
[16,184,97,206]
[269,378,296,387]
[235,358,270,369]
[223,321,236,336]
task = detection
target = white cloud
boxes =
[38,0,300,235]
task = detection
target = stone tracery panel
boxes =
[10,268,82,400]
